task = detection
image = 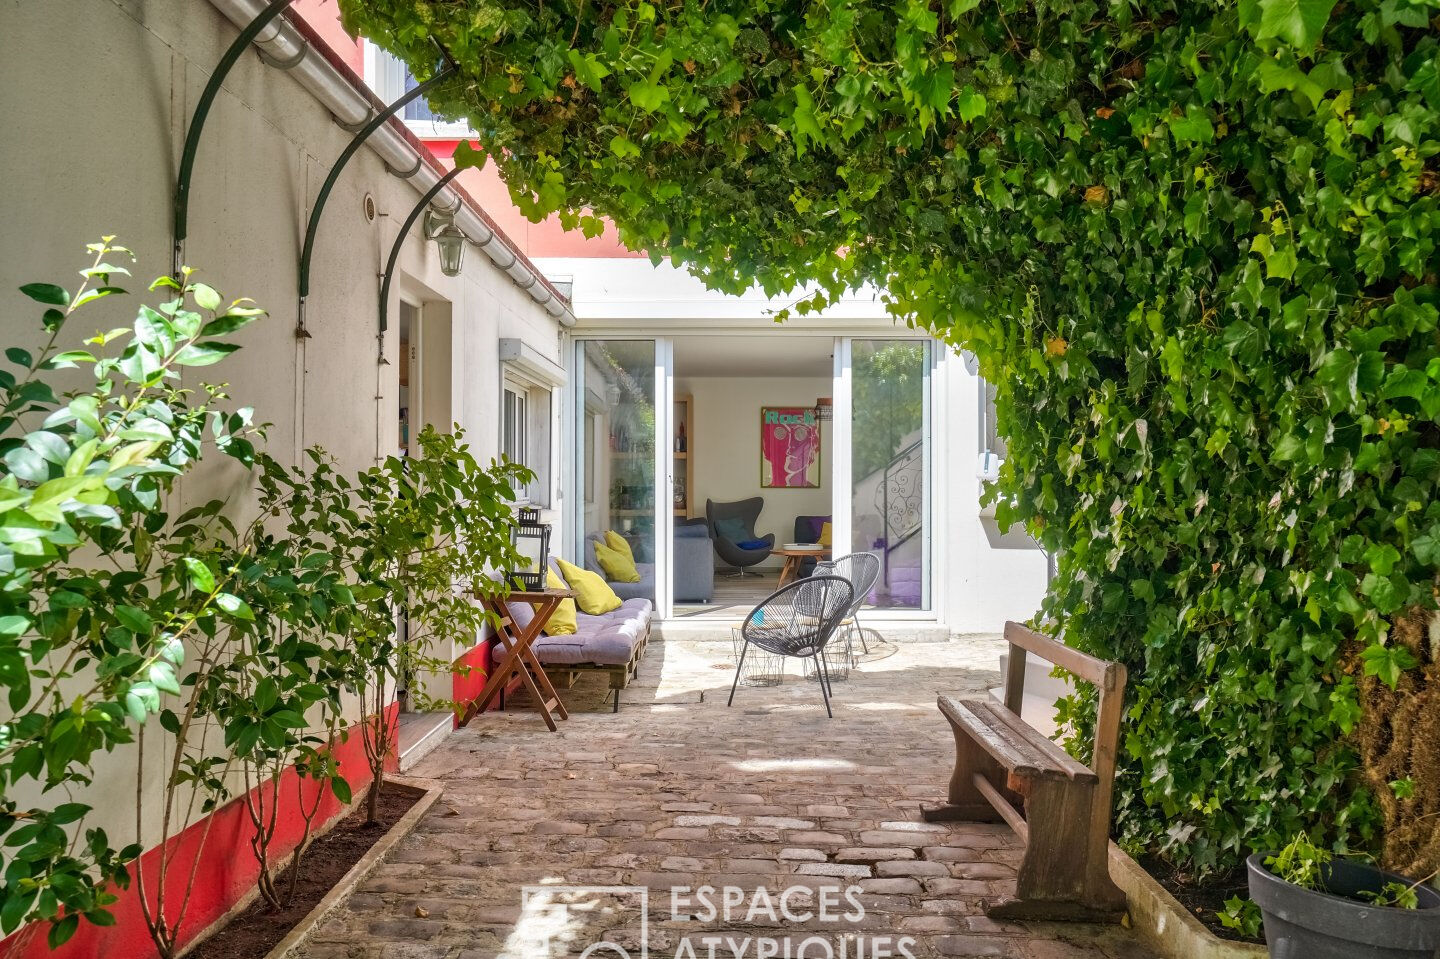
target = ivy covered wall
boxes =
[339,0,1440,874]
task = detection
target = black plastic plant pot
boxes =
[1247,853,1440,959]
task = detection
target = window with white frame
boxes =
[499,338,565,507]
[363,42,473,136]
[502,377,553,506]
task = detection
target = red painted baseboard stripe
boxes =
[2,705,399,959]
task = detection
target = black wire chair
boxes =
[817,552,882,660]
[727,575,854,718]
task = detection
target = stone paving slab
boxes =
[294,637,1154,959]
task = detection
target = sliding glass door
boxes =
[572,339,673,617]
[835,338,932,612]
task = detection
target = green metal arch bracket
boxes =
[173,0,297,277]
[297,65,456,312]
[378,167,464,359]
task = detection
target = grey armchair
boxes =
[792,514,832,579]
[706,497,775,575]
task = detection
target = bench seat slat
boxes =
[938,696,1096,783]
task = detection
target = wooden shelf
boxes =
[674,394,693,519]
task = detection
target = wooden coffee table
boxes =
[774,546,831,586]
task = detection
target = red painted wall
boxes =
[451,635,527,724]
[451,640,492,726]
[2,706,398,959]
[426,141,642,259]
[292,0,363,73]
[291,4,642,262]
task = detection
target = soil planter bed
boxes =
[1109,845,1267,959]
[1247,853,1440,959]
[184,780,439,959]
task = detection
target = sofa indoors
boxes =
[673,519,715,602]
[582,522,715,603]
[583,531,654,601]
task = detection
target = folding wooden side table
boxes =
[458,588,574,732]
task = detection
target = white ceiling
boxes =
[672,335,833,378]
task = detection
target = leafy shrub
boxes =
[344,425,532,822]
[0,244,532,954]
[0,241,263,947]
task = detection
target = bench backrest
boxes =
[1002,621,1127,845]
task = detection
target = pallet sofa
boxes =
[500,560,653,712]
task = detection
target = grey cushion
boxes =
[530,596,652,668]
[532,628,638,666]
[609,563,654,601]
[507,599,536,633]
[582,532,655,601]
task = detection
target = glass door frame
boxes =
[568,336,675,620]
[831,335,940,620]
[565,329,947,624]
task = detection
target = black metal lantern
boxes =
[510,507,552,590]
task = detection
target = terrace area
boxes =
[293,639,1152,959]
[4,1,1434,957]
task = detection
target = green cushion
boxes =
[715,517,748,543]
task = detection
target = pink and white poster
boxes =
[761,407,821,488]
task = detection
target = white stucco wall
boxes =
[0,0,564,850]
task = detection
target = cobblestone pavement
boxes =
[295,636,1154,959]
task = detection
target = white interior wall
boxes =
[677,375,832,568]
[0,0,563,851]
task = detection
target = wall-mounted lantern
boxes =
[423,207,454,239]
[434,225,467,277]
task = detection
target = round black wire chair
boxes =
[727,575,854,718]
[816,552,882,660]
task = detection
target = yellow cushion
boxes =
[594,540,641,583]
[604,529,634,563]
[540,569,577,635]
[556,558,623,615]
[818,522,833,547]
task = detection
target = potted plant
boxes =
[1247,835,1440,958]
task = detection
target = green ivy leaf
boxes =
[627,80,668,112]
[1169,107,1215,143]
[955,86,987,122]
[791,84,823,156]
[1255,0,1338,50]
[1360,643,1419,688]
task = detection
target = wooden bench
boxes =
[922,621,1128,922]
